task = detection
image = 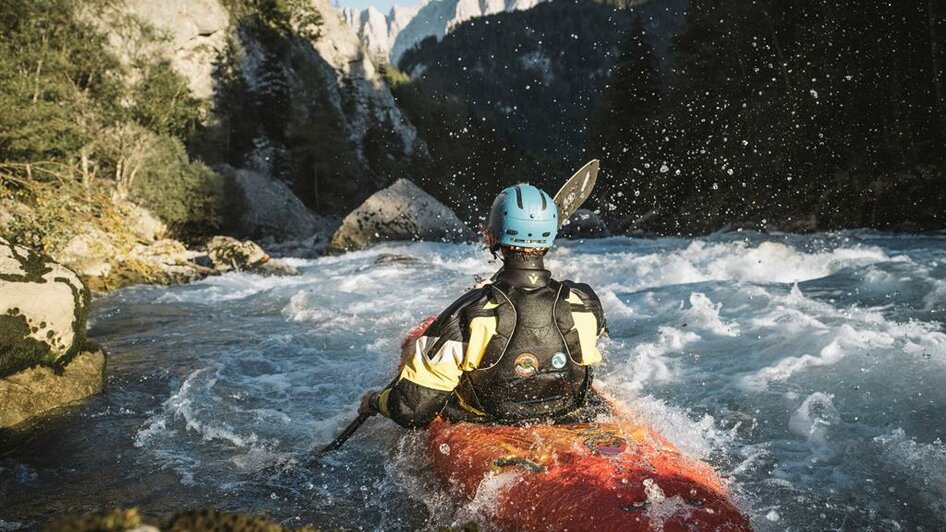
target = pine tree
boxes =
[588,14,665,231]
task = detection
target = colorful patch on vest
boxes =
[551,352,567,369]
[583,432,628,456]
[513,353,539,377]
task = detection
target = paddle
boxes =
[317,317,436,455]
[553,159,599,230]
[317,161,600,455]
[318,378,397,454]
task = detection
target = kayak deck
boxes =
[427,416,752,531]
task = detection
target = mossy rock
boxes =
[0,349,106,428]
[164,508,319,532]
[0,238,91,377]
[44,508,147,532]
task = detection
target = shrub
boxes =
[131,135,226,232]
[132,61,202,138]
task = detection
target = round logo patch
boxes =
[583,433,628,456]
[551,352,567,369]
[513,353,539,378]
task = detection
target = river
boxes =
[1,231,945,530]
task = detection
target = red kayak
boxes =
[403,319,752,531]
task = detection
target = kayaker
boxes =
[359,184,608,427]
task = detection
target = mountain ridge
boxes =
[341,0,546,64]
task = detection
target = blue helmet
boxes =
[488,184,557,249]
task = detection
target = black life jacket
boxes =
[456,271,591,422]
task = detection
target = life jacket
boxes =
[455,272,592,422]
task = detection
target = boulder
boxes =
[559,209,610,239]
[0,350,106,429]
[50,224,119,278]
[329,179,475,252]
[205,236,298,276]
[1,238,91,376]
[119,200,167,242]
[261,233,332,259]
[218,165,329,242]
[0,238,106,428]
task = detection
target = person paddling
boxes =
[359,184,608,427]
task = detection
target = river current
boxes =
[1,231,945,531]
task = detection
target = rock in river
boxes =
[205,236,299,276]
[329,179,474,252]
[559,209,610,239]
[0,238,105,428]
[217,165,330,242]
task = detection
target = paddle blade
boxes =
[553,159,599,228]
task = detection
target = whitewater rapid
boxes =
[1,231,944,530]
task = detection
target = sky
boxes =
[333,0,405,13]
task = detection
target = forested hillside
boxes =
[592,0,946,233]
[393,0,946,232]
[0,0,227,246]
[392,0,685,222]
[1,0,422,260]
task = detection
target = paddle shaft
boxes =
[319,376,399,454]
[319,413,370,454]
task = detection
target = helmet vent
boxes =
[542,232,551,237]
[540,192,547,210]
[506,229,519,235]
[515,186,524,209]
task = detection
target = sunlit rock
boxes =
[120,200,167,243]
[0,350,106,429]
[0,238,105,428]
[51,224,119,278]
[1,238,91,374]
[329,179,474,252]
[205,236,298,276]
[114,0,230,101]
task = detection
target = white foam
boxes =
[680,293,740,336]
[619,326,700,391]
[873,429,946,518]
[552,237,890,292]
[788,392,840,460]
[740,284,946,391]
[135,367,271,465]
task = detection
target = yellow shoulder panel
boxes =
[567,291,602,365]
[400,335,465,392]
[463,314,498,370]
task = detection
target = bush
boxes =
[132,61,202,138]
[131,135,227,232]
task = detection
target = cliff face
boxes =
[308,0,419,161]
[341,0,546,65]
[341,1,428,61]
[113,0,230,101]
[108,0,421,215]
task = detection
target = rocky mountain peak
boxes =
[340,0,544,65]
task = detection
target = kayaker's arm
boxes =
[375,288,491,428]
